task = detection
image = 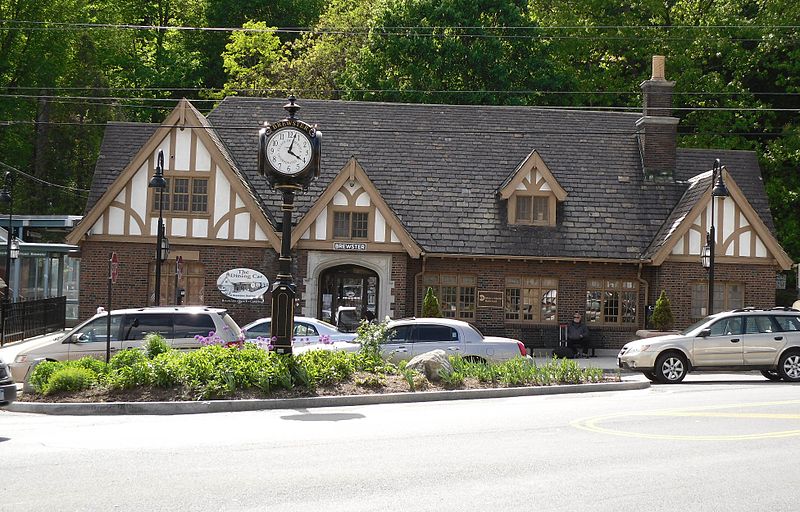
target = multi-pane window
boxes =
[505,277,558,323]
[422,274,476,320]
[333,211,369,239]
[172,178,189,211]
[690,282,744,318]
[514,195,550,225]
[152,178,208,214]
[192,179,208,213]
[586,279,638,325]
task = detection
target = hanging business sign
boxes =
[216,268,270,300]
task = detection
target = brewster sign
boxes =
[216,268,270,300]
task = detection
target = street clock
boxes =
[258,97,321,190]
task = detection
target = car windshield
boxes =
[680,316,715,335]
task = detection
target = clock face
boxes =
[266,128,313,176]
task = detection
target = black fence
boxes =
[1,296,67,345]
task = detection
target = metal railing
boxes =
[1,296,67,345]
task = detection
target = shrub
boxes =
[29,360,64,393]
[109,348,147,370]
[44,367,97,395]
[651,290,675,331]
[149,351,184,388]
[296,349,356,387]
[421,287,443,317]
[144,333,170,359]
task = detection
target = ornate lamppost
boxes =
[258,96,321,354]
[149,150,170,306]
[0,171,15,346]
[700,159,729,316]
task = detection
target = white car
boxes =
[241,317,357,348]
[10,306,242,383]
[377,318,528,364]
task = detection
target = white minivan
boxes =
[10,306,242,383]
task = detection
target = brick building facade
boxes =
[67,57,793,349]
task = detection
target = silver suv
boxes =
[618,307,800,383]
[10,306,242,383]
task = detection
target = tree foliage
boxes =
[651,290,675,331]
[0,0,798,266]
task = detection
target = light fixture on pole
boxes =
[148,150,168,306]
[0,171,13,346]
[703,159,730,316]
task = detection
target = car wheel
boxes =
[777,351,800,383]
[654,352,688,384]
[760,369,782,382]
[642,371,659,383]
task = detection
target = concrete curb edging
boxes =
[6,381,649,416]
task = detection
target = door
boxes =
[693,316,744,366]
[318,265,378,331]
[67,315,123,361]
[742,315,785,366]
[411,324,462,358]
[382,324,413,363]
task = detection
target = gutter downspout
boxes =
[637,262,650,330]
[413,252,427,318]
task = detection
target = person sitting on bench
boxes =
[567,312,590,357]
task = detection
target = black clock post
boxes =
[258,96,321,355]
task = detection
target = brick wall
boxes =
[651,260,778,329]
[410,258,644,349]
[78,241,279,327]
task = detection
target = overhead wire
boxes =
[0,161,90,199]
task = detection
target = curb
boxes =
[5,381,649,416]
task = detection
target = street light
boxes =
[148,150,169,306]
[0,171,13,346]
[701,159,730,315]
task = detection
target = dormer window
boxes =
[514,195,551,225]
[498,150,566,228]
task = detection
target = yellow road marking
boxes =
[571,400,800,441]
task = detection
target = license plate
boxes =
[617,358,622,368]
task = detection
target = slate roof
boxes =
[87,98,776,262]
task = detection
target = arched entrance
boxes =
[318,264,378,332]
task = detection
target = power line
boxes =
[2,95,796,113]
[3,19,800,30]
[5,85,798,96]
[0,119,794,138]
[0,20,796,42]
[0,161,90,197]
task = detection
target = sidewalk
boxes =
[530,348,622,373]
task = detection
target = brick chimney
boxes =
[636,56,678,181]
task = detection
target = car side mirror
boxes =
[69,333,84,343]
[698,329,711,338]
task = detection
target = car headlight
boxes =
[14,354,28,363]
[625,344,651,355]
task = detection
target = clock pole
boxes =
[257,96,322,356]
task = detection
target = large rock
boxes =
[406,349,453,382]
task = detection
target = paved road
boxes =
[2,374,798,512]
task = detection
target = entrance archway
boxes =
[318,264,378,332]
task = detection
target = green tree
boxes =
[221,21,288,96]
[651,290,675,331]
[422,287,443,318]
